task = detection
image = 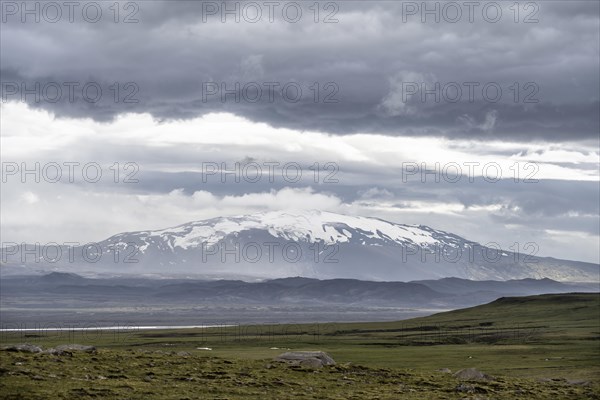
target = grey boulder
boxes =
[275,351,336,368]
[46,344,97,355]
[453,368,492,381]
[2,344,43,353]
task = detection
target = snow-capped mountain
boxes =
[107,210,470,251]
[2,210,599,282]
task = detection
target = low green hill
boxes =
[1,293,599,399]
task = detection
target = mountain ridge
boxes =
[2,210,598,282]
[1,272,597,309]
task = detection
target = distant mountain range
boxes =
[1,272,597,309]
[2,210,599,282]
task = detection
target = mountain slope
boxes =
[2,210,598,282]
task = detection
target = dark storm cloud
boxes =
[1,0,598,141]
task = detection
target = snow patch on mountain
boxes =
[109,210,450,252]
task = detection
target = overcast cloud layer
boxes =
[1,1,599,264]
[1,1,599,140]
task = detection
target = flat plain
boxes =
[1,293,599,399]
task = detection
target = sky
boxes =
[1,1,599,263]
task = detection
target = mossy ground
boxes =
[1,293,599,399]
[1,349,598,399]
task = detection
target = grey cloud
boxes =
[1,0,598,141]
[1,0,598,263]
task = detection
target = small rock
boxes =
[567,379,590,386]
[437,368,452,373]
[453,368,492,381]
[275,351,336,368]
[455,383,475,393]
[3,344,43,353]
[56,344,96,353]
[176,351,191,357]
[46,344,96,355]
[299,358,325,369]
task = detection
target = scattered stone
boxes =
[143,375,153,382]
[453,368,492,381]
[455,383,475,393]
[567,379,590,386]
[437,368,452,373]
[275,351,336,368]
[196,347,212,351]
[57,344,96,353]
[299,358,325,369]
[176,351,191,357]
[46,344,96,355]
[2,344,43,353]
[31,375,44,381]
[107,374,128,379]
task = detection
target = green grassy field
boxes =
[1,293,599,399]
